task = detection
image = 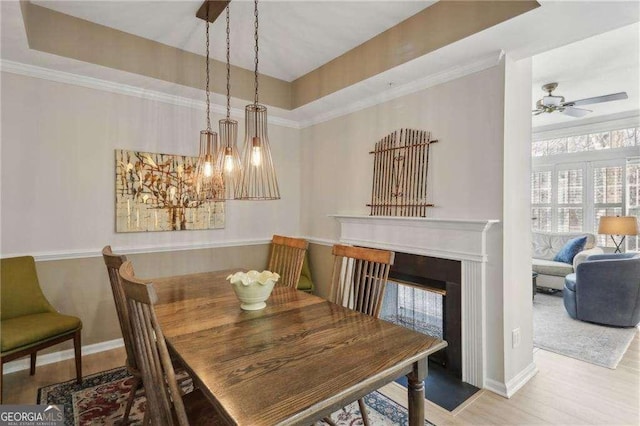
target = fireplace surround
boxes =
[332,215,499,388]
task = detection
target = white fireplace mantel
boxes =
[331,214,500,388]
[331,215,499,262]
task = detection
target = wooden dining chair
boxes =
[267,235,309,290]
[103,246,194,424]
[327,244,395,425]
[102,246,141,423]
[118,261,226,426]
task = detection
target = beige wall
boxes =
[0,71,301,356]
[2,56,534,393]
[300,65,506,241]
[307,243,334,299]
[34,244,269,354]
[299,61,534,391]
[0,72,301,255]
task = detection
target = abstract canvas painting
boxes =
[115,149,225,232]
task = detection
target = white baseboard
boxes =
[2,338,124,374]
[505,361,538,397]
[484,361,538,398]
[484,378,509,398]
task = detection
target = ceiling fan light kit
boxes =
[532,82,628,118]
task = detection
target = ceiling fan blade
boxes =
[564,92,628,107]
[562,106,591,118]
[532,110,544,116]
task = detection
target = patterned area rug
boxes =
[38,367,434,425]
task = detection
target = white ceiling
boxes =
[532,22,640,128]
[30,0,433,82]
[2,1,640,127]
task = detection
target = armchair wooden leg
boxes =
[73,329,82,383]
[30,353,37,375]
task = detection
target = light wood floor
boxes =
[3,332,639,425]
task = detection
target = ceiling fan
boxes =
[532,82,628,118]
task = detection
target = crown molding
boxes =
[0,60,301,129]
[2,53,503,131]
[295,51,504,128]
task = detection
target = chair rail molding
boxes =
[331,214,500,388]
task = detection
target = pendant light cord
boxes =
[253,0,259,106]
[226,5,231,121]
[205,17,211,131]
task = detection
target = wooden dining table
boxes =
[153,269,447,426]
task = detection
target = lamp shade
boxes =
[195,130,223,201]
[598,216,639,236]
[237,104,280,200]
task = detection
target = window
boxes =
[532,126,640,251]
[532,127,638,157]
[557,169,583,232]
[626,159,640,251]
[531,170,552,232]
[593,166,623,246]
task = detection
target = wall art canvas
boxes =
[115,149,225,232]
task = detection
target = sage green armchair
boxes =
[1,256,82,402]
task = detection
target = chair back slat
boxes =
[329,245,395,318]
[119,261,189,426]
[102,246,138,372]
[267,235,309,289]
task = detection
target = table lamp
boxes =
[598,216,639,253]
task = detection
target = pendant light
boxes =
[237,0,280,200]
[195,8,222,202]
[217,5,242,199]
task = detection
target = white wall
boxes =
[502,55,535,387]
[0,72,301,256]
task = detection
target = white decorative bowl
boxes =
[227,270,280,311]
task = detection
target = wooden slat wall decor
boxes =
[368,129,438,217]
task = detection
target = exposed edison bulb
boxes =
[224,154,235,173]
[204,161,213,177]
[251,137,262,167]
[251,146,262,167]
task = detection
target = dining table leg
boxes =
[407,357,428,426]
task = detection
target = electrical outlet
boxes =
[512,328,521,348]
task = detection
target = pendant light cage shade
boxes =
[217,118,242,199]
[238,104,280,200]
[195,130,224,201]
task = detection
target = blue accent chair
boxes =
[563,253,640,327]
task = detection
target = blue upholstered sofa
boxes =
[563,253,640,327]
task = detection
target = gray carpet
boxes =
[533,292,637,369]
